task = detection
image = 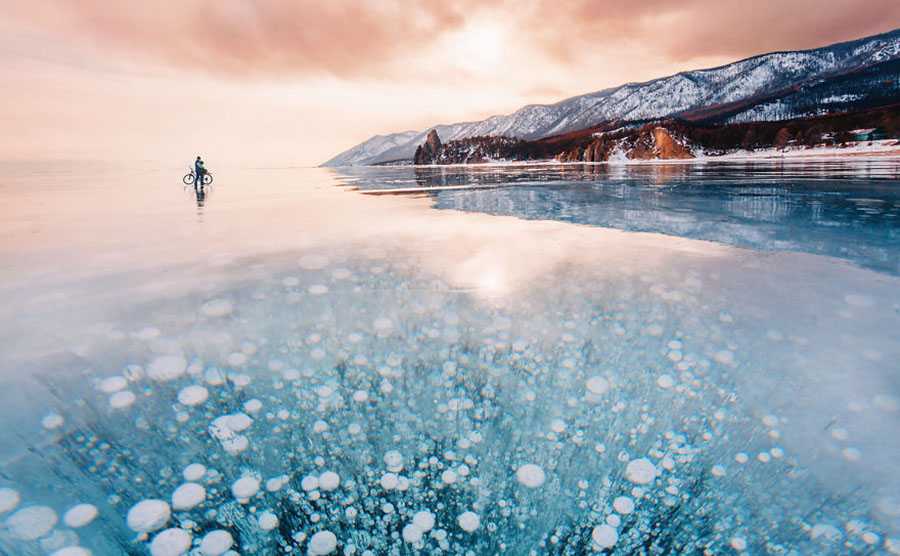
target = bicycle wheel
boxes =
[202,173,213,186]
[183,173,195,185]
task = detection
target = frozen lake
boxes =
[1,160,899,555]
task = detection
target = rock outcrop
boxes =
[412,131,527,165]
[557,125,695,162]
[413,129,443,165]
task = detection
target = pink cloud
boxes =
[7,1,897,80]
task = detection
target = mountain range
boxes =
[322,29,900,166]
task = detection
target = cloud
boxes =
[2,0,481,78]
[523,0,900,64]
[4,0,897,82]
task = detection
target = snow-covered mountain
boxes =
[321,29,900,167]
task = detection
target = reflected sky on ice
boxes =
[0,160,899,555]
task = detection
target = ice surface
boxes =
[0,163,899,555]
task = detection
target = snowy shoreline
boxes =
[385,140,900,169]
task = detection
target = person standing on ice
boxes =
[194,156,206,187]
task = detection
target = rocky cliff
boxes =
[413,130,443,164]
[411,131,529,165]
[558,126,695,162]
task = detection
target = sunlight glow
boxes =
[444,21,506,73]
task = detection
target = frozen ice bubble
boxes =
[227,413,253,432]
[200,530,234,555]
[150,528,192,556]
[201,298,233,317]
[402,523,423,543]
[458,511,480,532]
[258,511,279,531]
[810,523,841,542]
[319,471,340,491]
[63,504,98,528]
[516,464,546,488]
[243,399,263,414]
[42,413,64,430]
[308,530,338,555]
[730,537,747,551]
[625,458,657,484]
[301,475,320,491]
[384,450,403,471]
[412,510,435,532]
[0,487,20,514]
[656,375,674,389]
[613,496,634,514]
[126,499,170,533]
[231,476,260,501]
[148,355,188,382]
[380,473,399,490]
[6,505,58,540]
[50,548,91,556]
[99,376,128,393]
[183,463,206,481]
[713,350,734,366]
[592,524,618,548]
[177,385,209,406]
[110,390,136,409]
[585,376,610,395]
[172,483,206,510]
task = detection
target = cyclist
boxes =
[194,156,206,186]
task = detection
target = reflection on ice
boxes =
[0,163,898,554]
[335,161,900,275]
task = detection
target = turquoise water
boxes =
[1,161,899,555]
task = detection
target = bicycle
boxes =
[183,168,214,186]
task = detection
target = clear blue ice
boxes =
[0,160,898,555]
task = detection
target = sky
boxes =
[1,1,898,167]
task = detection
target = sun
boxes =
[445,21,506,73]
